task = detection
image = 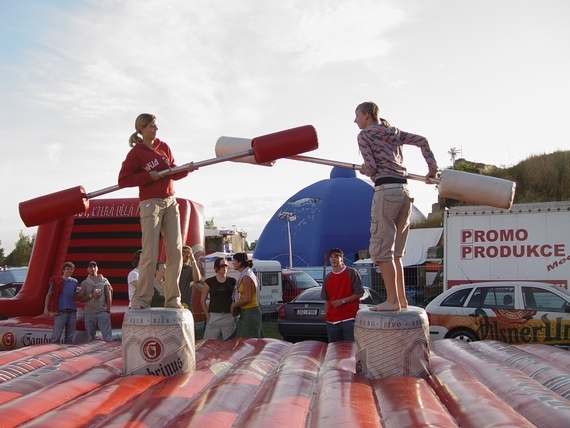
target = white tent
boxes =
[353,227,443,267]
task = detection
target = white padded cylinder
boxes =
[122,308,195,377]
[438,169,515,209]
[355,306,429,378]
[216,136,275,167]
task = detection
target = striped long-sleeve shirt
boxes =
[357,123,438,183]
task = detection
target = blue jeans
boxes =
[326,319,355,342]
[50,311,77,344]
[84,311,113,341]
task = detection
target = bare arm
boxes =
[200,282,211,321]
[105,283,113,312]
[331,292,364,307]
[43,291,53,315]
[230,276,253,314]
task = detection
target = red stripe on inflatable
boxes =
[431,339,570,427]
[0,341,120,383]
[428,354,535,427]
[26,374,166,427]
[230,341,328,428]
[311,370,381,428]
[513,343,570,371]
[471,340,570,399]
[320,340,357,374]
[99,339,273,426]
[165,339,292,427]
[0,343,121,403]
[372,376,459,428]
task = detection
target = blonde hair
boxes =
[128,113,156,147]
[356,102,391,127]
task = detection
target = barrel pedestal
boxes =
[355,306,429,378]
[122,308,195,377]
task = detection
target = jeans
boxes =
[326,319,355,342]
[84,311,113,341]
[50,311,77,344]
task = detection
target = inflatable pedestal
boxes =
[355,306,429,378]
[122,308,195,377]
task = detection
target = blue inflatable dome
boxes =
[253,167,374,267]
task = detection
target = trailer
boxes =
[444,201,570,290]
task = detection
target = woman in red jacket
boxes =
[118,113,197,310]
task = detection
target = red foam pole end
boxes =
[19,185,90,227]
[251,125,318,164]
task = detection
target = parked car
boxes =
[0,267,28,285]
[0,283,23,298]
[277,286,384,342]
[0,267,27,298]
[425,281,570,345]
[281,269,319,303]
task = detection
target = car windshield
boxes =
[441,288,473,307]
[287,272,319,289]
[293,286,384,305]
[0,268,28,285]
[294,287,324,302]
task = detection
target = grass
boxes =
[262,321,282,340]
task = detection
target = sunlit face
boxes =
[182,248,192,265]
[140,119,158,141]
[63,266,74,278]
[156,263,166,277]
[354,109,369,130]
[329,253,343,268]
[232,258,241,270]
[88,265,98,275]
[216,261,230,273]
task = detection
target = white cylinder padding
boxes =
[354,306,429,379]
[216,136,275,167]
[122,308,195,377]
[438,169,516,209]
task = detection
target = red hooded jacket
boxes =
[118,139,188,201]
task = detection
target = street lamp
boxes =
[278,211,296,268]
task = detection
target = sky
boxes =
[0,0,569,253]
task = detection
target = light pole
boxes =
[278,211,296,268]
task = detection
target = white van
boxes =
[204,254,283,314]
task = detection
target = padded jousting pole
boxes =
[289,155,516,209]
[216,136,516,210]
[19,125,318,227]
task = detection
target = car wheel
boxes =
[447,329,477,342]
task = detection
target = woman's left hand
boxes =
[187,162,198,172]
[149,171,163,181]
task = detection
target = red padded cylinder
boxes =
[251,125,318,164]
[18,185,89,227]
